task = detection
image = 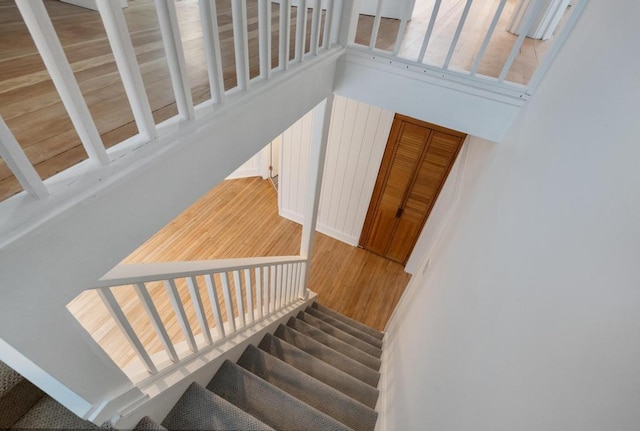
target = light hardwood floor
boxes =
[68,177,411,370]
[0,0,560,202]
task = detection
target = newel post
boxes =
[299,95,334,299]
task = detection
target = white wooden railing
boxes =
[84,256,308,381]
[0,0,345,201]
[349,0,588,95]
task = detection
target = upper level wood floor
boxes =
[68,177,411,370]
[0,0,558,201]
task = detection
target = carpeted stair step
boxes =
[161,382,272,430]
[297,311,382,358]
[0,361,45,429]
[10,395,98,430]
[237,344,377,431]
[207,361,352,431]
[258,334,379,408]
[311,302,384,340]
[305,306,383,349]
[287,317,381,371]
[274,325,380,387]
[134,416,168,430]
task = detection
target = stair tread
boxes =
[134,416,168,430]
[274,325,380,387]
[238,345,377,431]
[11,395,98,430]
[259,334,379,409]
[0,361,45,429]
[298,311,382,358]
[305,306,383,349]
[312,302,384,340]
[162,382,273,431]
[287,317,381,371]
[208,361,351,431]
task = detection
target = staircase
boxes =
[0,302,384,431]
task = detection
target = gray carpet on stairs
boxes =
[287,317,382,371]
[162,382,273,431]
[134,416,168,430]
[297,311,383,358]
[274,324,380,387]
[207,360,352,431]
[10,396,98,430]
[305,306,384,349]
[0,361,45,429]
[237,344,378,431]
[311,302,384,340]
[258,333,379,408]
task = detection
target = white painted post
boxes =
[269,265,276,312]
[255,266,263,319]
[154,0,195,119]
[279,0,292,70]
[133,283,179,362]
[199,0,226,103]
[231,0,251,90]
[299,95,334,298]
[16,0,109,166]
[0,116,48,199]
[258,0,272,79]
[204,274,225,338]
[244,268,254,323]
[96,0,157,140]
[295,0,308,62]
[417,0,442,63]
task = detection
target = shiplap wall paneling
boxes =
[279,95,394,246]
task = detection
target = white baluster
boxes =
[231,0,251,90]
[310,0,321,55]
[244,268,254,323]
[204,274,225,338]
[163,279,197,352]
[232,270,246,326]
[96,0,157,140]
[443,0,474,70]
[258,0,272,79]
[269,264,277,313]
[369,0,384,50]
[186,277,212,344]
[97,288,157,374]
[220,272,236,333]
[255,266,263,319]
[295,0,308,62]
[470,0,508,75]
[199,0,226,103]
[16,0,109,166]
[322,0,335,50]
[279,0,292,70]
[417,0,442,63]
[133,283,179,362]
[154,0,195,119]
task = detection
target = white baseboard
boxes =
[279,209,358,246]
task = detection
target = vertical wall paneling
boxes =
[278,95,394,246]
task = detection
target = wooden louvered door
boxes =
[359,114,466,265]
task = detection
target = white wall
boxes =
[381,2,640,430]
[280,95,394,245]
[226,144,270,180]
